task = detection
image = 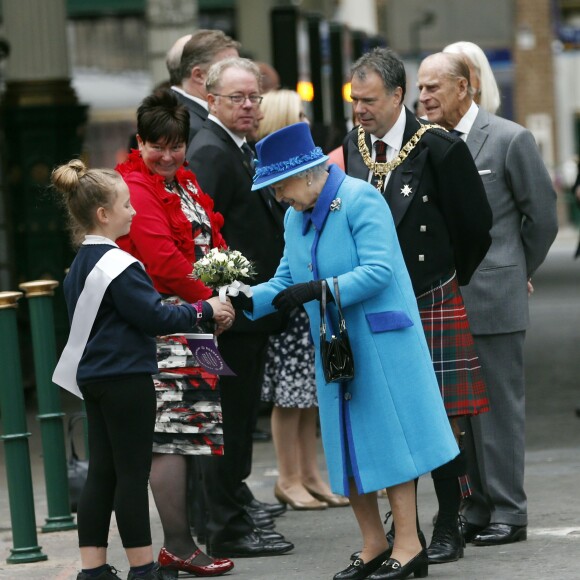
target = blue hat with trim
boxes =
[251,122,329,190]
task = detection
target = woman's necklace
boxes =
[357,124,442,191]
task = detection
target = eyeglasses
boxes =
[213,93,263,106]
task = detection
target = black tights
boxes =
[150,453,212,565]
[78,374,156,548]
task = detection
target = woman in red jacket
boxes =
[116,90,234,577]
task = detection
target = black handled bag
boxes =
[319,277,355,383]
[67,412,89,513]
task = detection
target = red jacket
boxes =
[116,150,227,302]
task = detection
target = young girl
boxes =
[51,159,234,580]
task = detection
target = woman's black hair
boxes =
[137,89,190,146]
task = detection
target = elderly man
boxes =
[170,29,239,144]
[417,51,558,546]
[343,47,492,565]
[187,57,292,558]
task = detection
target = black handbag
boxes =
[67,412,89,513]
[319,277,355,383]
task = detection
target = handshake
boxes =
[229,280,333,315]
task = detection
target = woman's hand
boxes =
[207,296,235,335]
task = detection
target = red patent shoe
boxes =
[158,547,234,577]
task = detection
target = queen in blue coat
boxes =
[246,123,458,580]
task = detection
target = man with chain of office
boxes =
[342,47,493,570]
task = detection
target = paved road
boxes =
[1,229,579,580]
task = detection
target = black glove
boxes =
[229,293,253,311]
[272,280,327,313]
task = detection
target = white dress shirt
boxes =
[369,106,406,189]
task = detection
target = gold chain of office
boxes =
[357,124,442,191]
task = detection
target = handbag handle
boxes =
[320,279,327,337]
[319,277,346,338]
[333,277,347,334]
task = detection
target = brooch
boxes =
[330,198,342,212]
[401,184,412,197]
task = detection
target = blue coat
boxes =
[248,166,458,495]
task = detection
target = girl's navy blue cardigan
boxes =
[64,243,199,386]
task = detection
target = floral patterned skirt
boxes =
[152,332,223,456]
[261,308,318,408]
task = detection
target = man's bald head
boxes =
[166,34,192,86]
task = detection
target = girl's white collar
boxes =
[82,235,118,247]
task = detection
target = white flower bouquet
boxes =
[191,248,257,302]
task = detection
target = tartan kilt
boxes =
[417,273,489,417]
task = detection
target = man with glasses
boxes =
[187,57,292,558]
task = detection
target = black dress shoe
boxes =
[209,531,294,558]
[247,497,287,517]
[254,527,285,542]
[367,550,428,580]
[427,515,464,564]
[350,546,391,562]
[460,518,487,543]
[246,508,276,530]
[334,549,391,580]
[251,517,275,530]
[350,529,426,562]
[471,523,527,546]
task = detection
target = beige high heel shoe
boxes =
[274,483,328,510]
[303,484,350,507]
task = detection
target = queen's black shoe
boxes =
[367,550,428,580]
[333,549,391,580]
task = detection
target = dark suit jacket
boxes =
[171,88,208,146]
[187,119,287,333]
[343,106,492,294]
